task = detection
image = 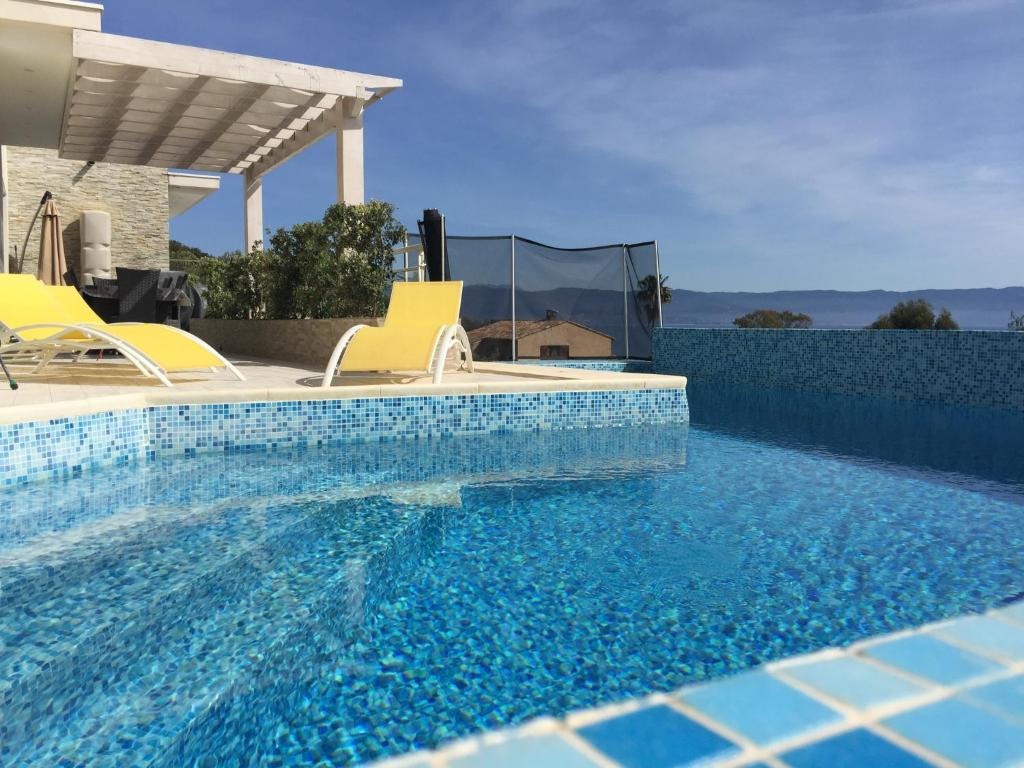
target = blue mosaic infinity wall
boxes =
[654,328,1024,410]
[0,388,688,487]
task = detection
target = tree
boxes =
[933,307,959,331]
[733,309,812,329]
[868,300,958,330]
[186,248,271,320]
[637,274,672,327]
[169,240,212,270]
[263,200,406,319]
[1009,311,1024,331]
[178,201,406,320]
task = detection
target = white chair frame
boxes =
[0,321,245,387]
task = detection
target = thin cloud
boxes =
[416,0,1024,288]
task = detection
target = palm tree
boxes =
[637,274,671,327]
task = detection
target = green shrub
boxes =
[196,249,271,320]
[733,309,812,329]
[177,201,406,320]
[263,201,405,319]
[868,300,959,330]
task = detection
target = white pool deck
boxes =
[0,357,685,425]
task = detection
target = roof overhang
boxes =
[60,30,401,176]
[0,1,102,147]
[168,171,219,218]
[0,0,101,30]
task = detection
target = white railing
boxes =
[392,241,425,282]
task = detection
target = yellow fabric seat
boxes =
[324,281,474,385]
[47,286,226,372]
[0,275,242,386]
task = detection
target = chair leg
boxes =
[322,324,368,387]
[30,349,60,375]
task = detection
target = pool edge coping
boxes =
[0,365,687,427]
[370,599,1024,768]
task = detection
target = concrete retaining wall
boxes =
[190,317,383,368]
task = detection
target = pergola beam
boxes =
[73,30,401,100]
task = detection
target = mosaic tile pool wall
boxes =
[0,387,688,487]
[654,328,1024,410]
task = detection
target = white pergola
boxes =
[63,30,401,249]
[0,1,401,256]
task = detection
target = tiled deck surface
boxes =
[0,357,684,424]
[374,601,1024,768]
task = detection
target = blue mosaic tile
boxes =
[576,705,740,768]
[781,729,932,768]
[0,387,688,487]
[885,699,1024,768]
[782,657,927,709]
[934,616,1024,662]
[962,675,1024,722]
[864,634,1003,686]
[449,733,600,768]
[680,671,841,745]
[653,327,1024,410]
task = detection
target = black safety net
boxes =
[394,234,661,361]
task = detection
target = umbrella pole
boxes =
[19,191,52,274]
[0,353,17,390]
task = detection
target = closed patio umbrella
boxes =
[37,197,68,286]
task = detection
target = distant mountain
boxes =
[459,285,1024,344]
[663,287,1024,330]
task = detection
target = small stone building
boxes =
[468,314,613,361]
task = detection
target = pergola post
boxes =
[243,168,263,253]
[336,98,364,205]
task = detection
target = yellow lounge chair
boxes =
[322,281,474,386]
[0,275,244,386]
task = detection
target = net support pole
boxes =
[510,236,517,361]
[402,234,409,282]
[654,240,664,327]
[622,245,630,360]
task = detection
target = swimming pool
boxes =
[2,385,1023,766]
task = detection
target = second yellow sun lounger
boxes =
[322,281,474,386]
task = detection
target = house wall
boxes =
[3,146,169,277]
[517,325,613,358]
[653,327,1024,411]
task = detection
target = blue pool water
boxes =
[2,386,1024,766]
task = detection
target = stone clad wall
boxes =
[4,146,169,277]
[654,328,1024,410]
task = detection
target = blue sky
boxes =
[105,1,1024,291]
